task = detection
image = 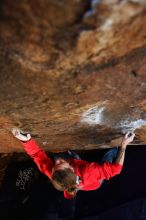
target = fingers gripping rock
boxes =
[12,128,31,142]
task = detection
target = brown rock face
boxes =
[0,0,146,153]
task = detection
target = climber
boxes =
[12,128,135,199]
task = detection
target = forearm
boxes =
[21,139,42,158]
[115,146,126,166]
[22,139,54,178]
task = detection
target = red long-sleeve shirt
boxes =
[21,139,122,199]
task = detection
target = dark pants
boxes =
[99,148,118,186]
[99,148,118,164]
[49,150,81,161]
[50,148,118,163]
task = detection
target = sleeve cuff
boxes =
[21,139,41,157]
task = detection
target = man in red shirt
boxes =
[12,128,135,199]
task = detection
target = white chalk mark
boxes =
[81,105,146,133]
[118,119,146,133]
[100,18,114,31]
[130,0,146,2]
[81,106,105,125]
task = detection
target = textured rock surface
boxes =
[0,0,146,153]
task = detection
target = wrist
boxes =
[121,144,127,149]
[21,139,31,143]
